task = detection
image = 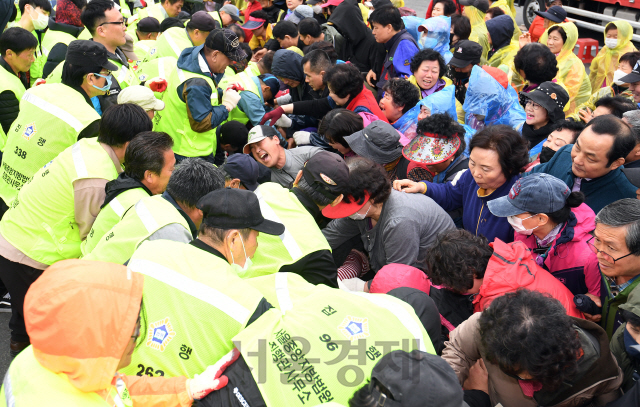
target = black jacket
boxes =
[0,57,29,136]
[271,50,314,103]
[101,173,152,209]
[42,18,85,79]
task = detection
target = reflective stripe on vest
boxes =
[275,272,293,314]
[3,368,15,407]
[109,197,126,218]
[254,189,302,260]
[129,258,251,323]
[164,30,182,58]
[22,92,85,132]
[135,200,160,233]
[116,65,129,84]
[71,142,88,178]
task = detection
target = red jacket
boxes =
[241,1,262,43]
[474,239,583,318]
[346,85,389,123]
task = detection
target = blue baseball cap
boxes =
[222,154,259,191]
[487,173,571,217]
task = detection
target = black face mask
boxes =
[453,69,470,80]
[539,146,557,163]
[450,33,456,46]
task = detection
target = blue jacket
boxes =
[424,169,517,243]
[176,45,229,132]
[236,76,266,126]
[525,144,637,214]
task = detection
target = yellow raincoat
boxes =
[540,22,592,115]
[568,87,635,122]
[487,40,519,70]
[489,0,522,43]
[588,21,636,91]
[465,6,490,65]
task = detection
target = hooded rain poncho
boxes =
[485,14,519,70]
[540,22,592,115]
[588,21,637,91]
[465,6,490,65]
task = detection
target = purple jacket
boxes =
[424,169,517,243]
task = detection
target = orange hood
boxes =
[24,260,144,393]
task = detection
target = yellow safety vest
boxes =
[0,64,26,147]
[134,56,178,100]
[148,27,193,61]
[126,3,167,41]
[220,70,262,125]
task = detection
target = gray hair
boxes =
[166,158,225,208]
[199,224,251,244]
[596,198,640,255]
[623,110,640,143]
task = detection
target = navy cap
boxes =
[137,16,161,33]
[488,173,571,217]
[66,40,118,71]
[534,5,567,23]
[302,151,349,199]
[222,154,260,191]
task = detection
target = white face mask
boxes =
[312,4,322,14]
[613,69,628,86]
[229,233,252,272]
[29,8,48,30]
[507,214,539,236]
[605,38,618,49]
[348,203,371,221]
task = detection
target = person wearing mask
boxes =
[122,188,282,379]
[132,17,161,62]
[82,159,225,265]
[0,103,152,357]
[443,289,622,407]
[0,27,37,147]
[323,157,455,277]
[153,29,244,163]
[521,81,570,148]
[527,115,637,214]
[1,260,242,405]
[488,173,600,296]
[511,42,558,92]
[445,40,482,105]
[150,11,217,60]
[243,10,272,49]
[610,288,640,392]
[46,0,138,114]
[589,21,636,92]
[450,14,472,49]
[539,22,592,115]
[10,0,51,84]
[484,14,516,69]
[528,0,563,43]
[0,40,113,210]
[524,119,585,170]
[81,131,175,256]
[366,6,419,98]
[394,125,530,243]
[379,78,420,124]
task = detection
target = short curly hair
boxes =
[325,63,364,100]
[417,113,466,158]
[344,157,392,206]
[513,43,558,85]
[318,108,364,148]
[410,48,446,78]
[424,229,493,293]
[478,289,582,390]
[469,125,530,178]
[382,78,420,114]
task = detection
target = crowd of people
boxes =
[3,0,640,404]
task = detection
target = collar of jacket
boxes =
[161,190,198,238]
[189,238,227,261]
[384,29,408,51]
[48,18,85,37]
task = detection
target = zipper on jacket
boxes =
[476,202,485,236]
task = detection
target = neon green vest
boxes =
[220,70,261,125]
[47,56,139,89]
[36,28,77,77]
[126,4,166,41]
[233,285,434,406]
[0,138,119,265]
[246,272,322,310]
[149,27,192,60]
[245,61,261,77]
[133,39,157,63]
[134,56,178,100]
[81,187,151,257]
[82,195,191,264]
[207,11,223,28]
[0,64,26,148]
[153,65,219,157]
[0,83,99,205]
[237,183,331,279]
[0,347,132,407]
[121,239,265,378]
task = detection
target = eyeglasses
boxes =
[587,236,634,264]
[99,19,126,27]
[525,100,543,111]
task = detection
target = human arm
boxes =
[322,218,363,250]
[441,312,483,385]
[236,91,266,126]
[0,90,19,136]
[381,217,420,267]
[73,179,108,241]
[182,78,230,132]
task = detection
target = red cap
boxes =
[321,192,370,219]
[321,0,344,8]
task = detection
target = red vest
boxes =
[346,86,389,123]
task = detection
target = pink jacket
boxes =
[514,203,601,296]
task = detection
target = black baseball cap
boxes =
[66,40,118,71]
[302,151,349,200]
[205,28,247,62]
[189,11,217,31]
[197,188,285,235]
[160,17,184,32]
[222,154,259,191]
[459,0,489,12]
[621,60,640,84]
[137,16,161,33]
[534,5,567,23]
[371,350,467,407]
[448,40,483,68]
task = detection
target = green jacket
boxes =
[611,285,640,392]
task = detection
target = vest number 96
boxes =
[14,147,26,159]
[136,364,165,377]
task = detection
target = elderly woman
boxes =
[318,108,362,158]
[511,42,558,92]
[394,125,529,243]
[408,48,449,98]
[521,81,570,148]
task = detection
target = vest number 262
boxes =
[136,364,165,377]
[13,147,26,159]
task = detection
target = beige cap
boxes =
[117,85,165,112]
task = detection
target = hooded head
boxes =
[540,21,578,61]
[271,49,304,84]
[485,14,514,51]
[25,260,144,393]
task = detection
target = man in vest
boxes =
[82,158,225,264]
[9,0,51,84]
[239,147,347,287]
[129,0,183,30]
[366,5,419,98]
[214,4,243,28]
[149,11,216,61]
[38,0,87,79]
[44,0,138,113]
[123,187,285,378]
[153,28,244,163]
[0,27,37,156]
[81,131,175,256]
[0,103,152,357]
[132,16,161,62]
[0,40,115,211]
